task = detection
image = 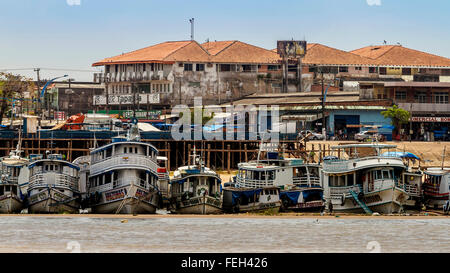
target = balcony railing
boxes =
[90,154,158,176]
[94,71,165,83]
[292,176,321,187]
[398,102,450,113]
[236,176,274,188]
[29,173,79,190]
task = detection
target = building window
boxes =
[268,65,279,71]
[184,63,193,71]
[242,65,254,72]
[402,68,411,75]
[339,66,348,73]
[355,67,362,71]
[434,92,449,104]
[395,91,407,101]
[379,67,387,75]
[219,64,231,72]
[369,67,378,73]
[196,64,205,71]
[414,91,428,103]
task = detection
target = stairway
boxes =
[349,190,373,215]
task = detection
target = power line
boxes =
[0,67,100,73]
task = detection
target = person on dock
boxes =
[328,200,333,215]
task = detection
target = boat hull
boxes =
[92,197,158,214]
[170,196,222,214]
[0,195,23,214]
[28,189,80,214]
[330,187,408,214]
[233,201,281,213]
[90,185,160,214]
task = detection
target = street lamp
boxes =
[39,74,68,120]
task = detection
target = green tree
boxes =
[381,105,411,136]
[0,72,34,125]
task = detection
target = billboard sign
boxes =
[277,40,307,58]
[93,93,160,105]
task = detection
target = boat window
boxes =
[5,186,10,192]
[135,147,138,154]
[376,170,382,180]
[268,171,275,180]
[45,165,49,171]
[55,165,58,172]
[382,170,390,179]
[347,173,354,186]
[124,147,127,153]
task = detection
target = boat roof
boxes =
[238,158,319,170]
[331,143,397,150]
[1,157,29,166]
[424,168,450,175]
[173,165,219,177]
[28,159,80,170]
[90,140,158,155]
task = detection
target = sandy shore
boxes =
[0,212,447,219]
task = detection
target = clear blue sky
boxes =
[1,0,449,81]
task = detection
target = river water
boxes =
[0,216,448,253]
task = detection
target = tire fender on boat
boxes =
[341,193,346,205]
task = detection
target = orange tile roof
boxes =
[302,43,375,66]
[202,41,236,55]
[92,40,210,66]
[203,40,280,64]
[351,45,450,67]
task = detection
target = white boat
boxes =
[423,168,450,209]
[27,154,81,213]
[224,152,324,212]
[322,143,420,214]
[169,150,222,214]
[0,149,29,213]
[85,124,162,214]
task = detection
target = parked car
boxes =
[299,130,324,140]
[354,131,383,142]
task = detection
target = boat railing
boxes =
[0,177,19,184]
[29,173,78,190]
[112,177,159,192]
[395,180,420,196]
[292,176,321,187]
[235,176,274,188]
[323,156,404,173]
[90,154,158,175]
[330,185,361,198]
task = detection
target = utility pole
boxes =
[297,57,302,92]
[34,68,41,119]
[320,67,326,139]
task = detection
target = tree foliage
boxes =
[0,72,35,125]
[381,105,411,134]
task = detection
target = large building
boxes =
[92,40,281,107]
[92,40,450,140]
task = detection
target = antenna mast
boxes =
[189,18,195,41]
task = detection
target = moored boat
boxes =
[223,151,323,213]
[322,143,420,214]
[169,150,222,214]
[0,149,29,213]
[422,168,450,209]
[85,124,161,214]
[27,154,81,213]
